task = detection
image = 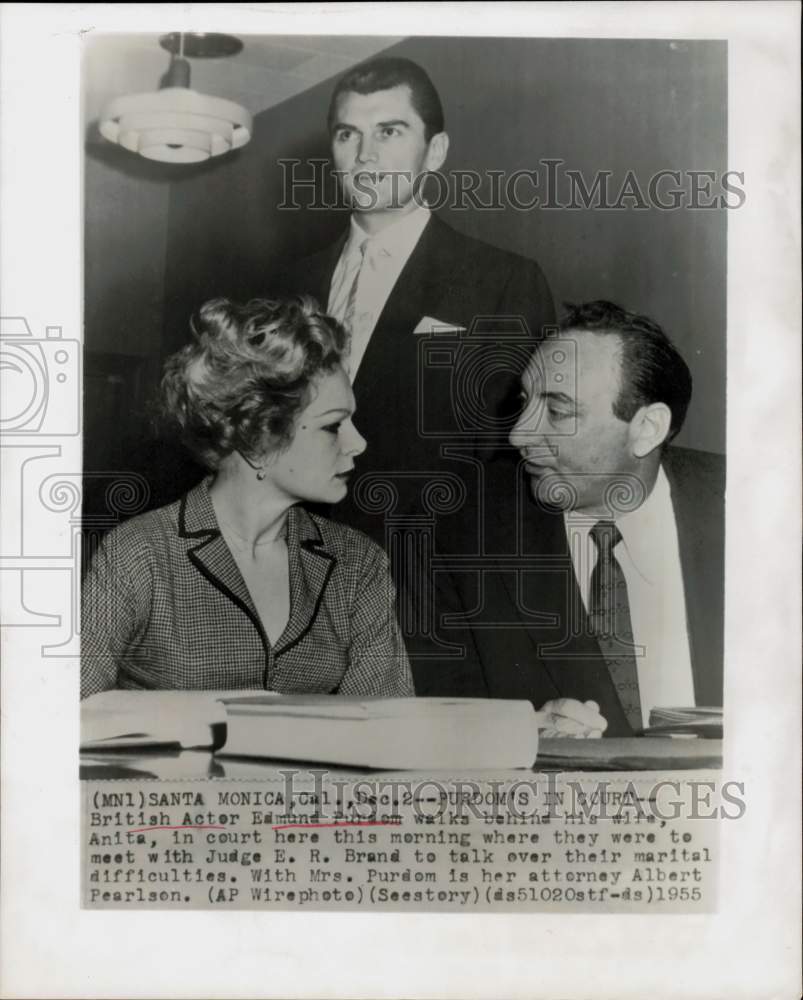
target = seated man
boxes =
[418,300,725,737]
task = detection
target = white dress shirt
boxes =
[563,467,695,722]
[327,205,431,380]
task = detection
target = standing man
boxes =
[284,56,555,546]
[423,301,725,736]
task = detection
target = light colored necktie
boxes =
[588,520,643,731]
[340,240,368,335]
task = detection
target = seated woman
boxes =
[81,296,413,699]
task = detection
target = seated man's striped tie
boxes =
[588,520,642,731]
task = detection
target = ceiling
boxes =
[83,32,404,128]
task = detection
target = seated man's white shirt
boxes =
[327,205,431,380]
[564,466,695,722]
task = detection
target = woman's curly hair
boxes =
[161,296,347,470]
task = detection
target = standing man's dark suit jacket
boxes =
[283,214,555,546]
[417,446,725,737]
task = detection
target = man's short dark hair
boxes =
[327,57,445,142]
[558,300,693,440]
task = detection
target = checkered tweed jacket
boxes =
[81,479,413,699]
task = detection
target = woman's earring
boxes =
[256,469,266,481]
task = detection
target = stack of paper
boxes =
[642,706,723,738]
[81,692,540,770]
[537,736,723,771]
[80,689,266,751]
[218,695,540,770]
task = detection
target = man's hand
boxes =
[535,699,608,738]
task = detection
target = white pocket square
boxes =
[413,315,466,335]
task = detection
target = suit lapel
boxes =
[515,503,603,665]
[179,482,267,646]
[179,486,338,659]
[353,216,471,423]
[512,451,724,726]
[514,452,725,726]
[275,508,336,655]
[491,493,632,733]
[301,214,464,331]
[371,215,465,334]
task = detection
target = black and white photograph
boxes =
[0,3,800,998]
[79,28,727,749]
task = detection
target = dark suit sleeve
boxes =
[408,565,490,698]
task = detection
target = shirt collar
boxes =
[617,464,669,531]
[346,203,431,261]
[563,465,671,581]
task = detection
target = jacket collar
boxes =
[179,477,324,545]
[323,213,464,340]
[178,479,336,657]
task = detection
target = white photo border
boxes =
[1,3,800,998]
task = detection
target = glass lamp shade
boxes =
[99,87,252,163]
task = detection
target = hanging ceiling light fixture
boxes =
[99,33,253,164]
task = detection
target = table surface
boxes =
[80,737,722,780]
